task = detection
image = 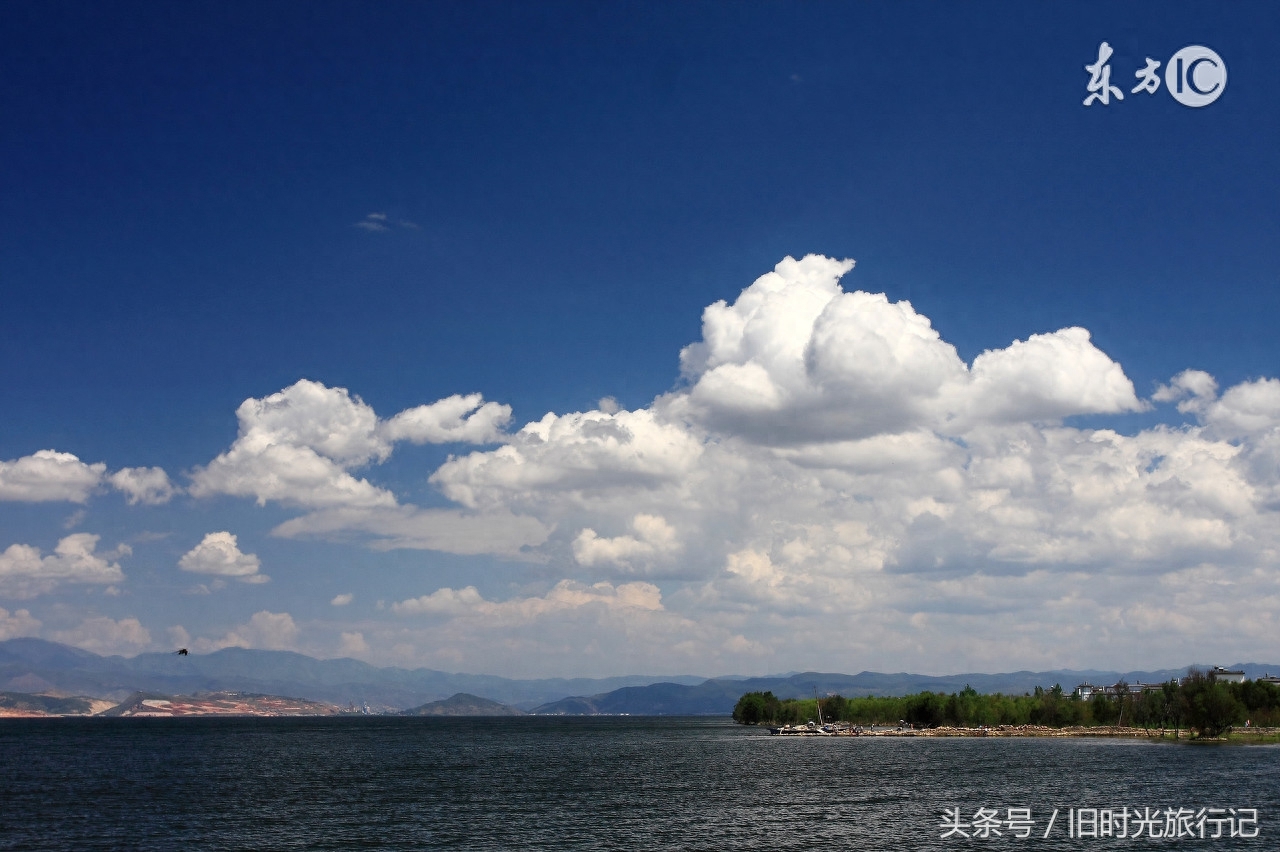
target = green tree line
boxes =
[732,670,1280,738]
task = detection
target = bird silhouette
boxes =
[175,648,188,656]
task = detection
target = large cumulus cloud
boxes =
[159,256,1280,673]
[665,255,1141,444]
[389,256,1280,672]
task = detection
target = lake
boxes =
[1,716,1275,849]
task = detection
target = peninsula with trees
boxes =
[733,668,1280,741]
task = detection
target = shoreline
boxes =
[765,723,1280,742]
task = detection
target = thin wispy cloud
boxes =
[353,211,419,232]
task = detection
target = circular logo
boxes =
[1165,45,1227,107]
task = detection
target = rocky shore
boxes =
[773,724,1280,739]
[873,724,1166,738]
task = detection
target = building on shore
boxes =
[1210,666,1246,684]
[1074,668,1253,699]
[1073,681,1155,700]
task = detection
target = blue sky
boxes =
[2,1,1278,678]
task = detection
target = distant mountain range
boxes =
[0,638,704,710]
[527,667,1270,715]
[3,638,1276,716]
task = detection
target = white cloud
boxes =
[0,606,41,640]
[392,579,664,620]
[0,453,176,508]
[667,255,1140,443]
[378,255,1280,673]
[382,393,511,445]
[355,212,389,232]
[338,631,368,656]
[573,513,680,568]
[109,467,178,505]
[331,593,354,606]
[0,534,126,599]
[272,507,549,556]
[1203,377,1280,437]
[1153,368,1218,412]
[189,381,397,510]
[430,407,703,510]
[190,380,510,511]
[51,616,151,656]
[0,450,105,503]
[193,439,397,510]
[178,532,267,583]
[195,610,299,652]
[379,580,763,676]
[354,212,418,232]
[141,256,1280,674]
[392,584,483,616]
[167,625,191,648]
[962,327,1145,424]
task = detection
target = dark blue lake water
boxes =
[1,716,1275,850]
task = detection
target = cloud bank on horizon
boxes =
[3,256,1279,675]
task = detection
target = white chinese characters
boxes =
[940,806,1259,840]
[1084,42,1124,106]
[1132,58,1161,95]
[1083,43,1226,108]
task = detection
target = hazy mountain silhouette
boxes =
[0,638,704,709]
[4,638,1273,715]
[530,666,1280,715]
[401,692,526,716]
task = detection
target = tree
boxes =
[1031,684,1077,726]
[1133,688,1163,733]
[1112,681,1133,726]
[733,691,782,725]
[733,692,765,725]
[1181,669,1243,738]
[822,694,848,722]
[1160,679,1185,737]
[1089,693,1116,726]
[1233,679,1280,726]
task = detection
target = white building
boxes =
[1211,666,1246,684]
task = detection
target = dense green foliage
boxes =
[732,671,1280,738]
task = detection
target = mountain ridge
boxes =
[0,638,706,709]
[401,692,526,716]
[530,665,1280,715]
[3,638,1274,715]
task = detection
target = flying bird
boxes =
[175,648,188,656]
